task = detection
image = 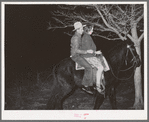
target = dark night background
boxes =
[5,5,70,71]
[5,4,114,85]
[5,5,74,85]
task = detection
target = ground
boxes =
[5,77,135,110]
[63,80,135,110]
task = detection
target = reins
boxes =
[108,61,136,81]
[106,45,138,81]
[120,45,136,72]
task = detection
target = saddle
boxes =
[76,63,85,70]
[76,55,110,71]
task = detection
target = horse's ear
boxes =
[125,39,134,45]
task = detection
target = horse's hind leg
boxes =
[47,84,74,110]
[47,88,62,109]
[46,75,76,110]
[94,92,105,109]
[47,92,62,110]
[108,86,117,109]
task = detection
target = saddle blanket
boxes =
[76,56,110,71]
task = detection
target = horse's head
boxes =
[125,44,141,68]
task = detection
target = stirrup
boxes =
[96,87,105,97]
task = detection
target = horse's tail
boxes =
[46,65,63,109]
[52,63,65,87]
[52,64,58,84]
[46,59,76,109]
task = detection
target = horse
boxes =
[46,40,141,110]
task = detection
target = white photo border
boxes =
[1,1,148,120]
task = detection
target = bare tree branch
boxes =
[116,5,125,14]
[94,5,121,35]
[138,33,144,43]
[92,33,121,40]
[127,33,136,42]
[135,13,144,24]
[94,5,112,29]
[48,4,143,42]
[58,5,77,10]
[134,5,143,12]
[95,5,128,40]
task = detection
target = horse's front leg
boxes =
[93,92,105,109]
[108,86,117,109]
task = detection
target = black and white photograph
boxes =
[2,1,147,120]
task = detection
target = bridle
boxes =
[109,44,140,80]
[120,45,139,71]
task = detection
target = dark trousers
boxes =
[71,56,93,86]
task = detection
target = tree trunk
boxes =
[133,46,144,109]
[131,23,144,109]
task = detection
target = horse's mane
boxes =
[108,41,127,57]
[105,41,127,74]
